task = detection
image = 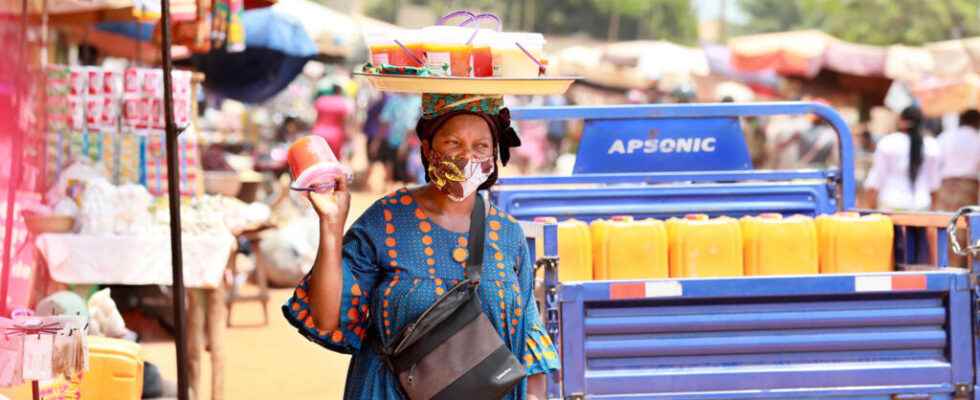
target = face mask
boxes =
[427,151,494,202]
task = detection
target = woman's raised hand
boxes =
[307,175,351,233]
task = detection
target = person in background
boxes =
[378,93,422,188]
[507,96,548,174]
[312,82,353,159]
[363,92,389,163]
[935,109,980,266]
[797,117,838,170]
[543,95,568,169]
[854,123,877,208]
[864,106,942,211]
[935,109,980,211]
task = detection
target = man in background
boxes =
[936,109,980,211]
[935,109,980,266]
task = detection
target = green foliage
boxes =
[737,0,980,45]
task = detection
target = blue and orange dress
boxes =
[283,189,560,399]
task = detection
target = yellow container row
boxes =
[552,212,894,281]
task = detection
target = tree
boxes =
[361,0,698,44]
[736,0,980,45]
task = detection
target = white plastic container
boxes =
[491,32,545,78]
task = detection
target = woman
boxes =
[283,94,559,399]
[312,83,353,158]
[864,106,942,211]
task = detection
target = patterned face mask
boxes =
[427,150,494,202]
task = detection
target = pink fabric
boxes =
[313,96,352,158]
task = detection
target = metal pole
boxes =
[158,1,191,399]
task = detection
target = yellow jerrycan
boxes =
[592,216,669,280]
[667,214,744,278]
[816,212,894,273]
[741,213,819,276]
[552,218,594,281]
[81,336,144,400]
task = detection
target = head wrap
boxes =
[415,93,522,190]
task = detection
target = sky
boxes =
[694,0,747,23]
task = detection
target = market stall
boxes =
[730,30,892,116]
[556,40,708,92]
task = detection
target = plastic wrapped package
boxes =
[77,178,116,235]
[259,208,319,287]
[46,161,109,207]
[112,184,154,235]
[52,198,79,217]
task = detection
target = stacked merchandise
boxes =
[44,65,203,198]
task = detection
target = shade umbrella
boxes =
[729,30,831,78]
[702,43,781,96]
[571,41,709,90]
[192,6,317,103]
[823,40,887,77]
[268,0,397,62]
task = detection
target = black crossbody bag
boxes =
[376,195,527,400]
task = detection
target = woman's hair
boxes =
[899,106,924,184]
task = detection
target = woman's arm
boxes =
[864,188,878,210]
[305,177,351,332]
[527,373,547,400]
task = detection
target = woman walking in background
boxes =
[864,106,942,211]
[312,82,353,159]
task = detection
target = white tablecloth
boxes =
[35,232,236,288]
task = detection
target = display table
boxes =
[35,232,236,400]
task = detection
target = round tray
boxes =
[354,73,576,95]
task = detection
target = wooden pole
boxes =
[159,1,191,399]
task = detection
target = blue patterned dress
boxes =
[283,189,560,399]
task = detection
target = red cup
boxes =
[287,135,351,192]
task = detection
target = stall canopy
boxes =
[8,0,201,24]
[558,40,708,90]
[883,37,980,116]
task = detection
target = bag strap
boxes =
[465,194,486,282]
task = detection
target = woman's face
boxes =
[425,114,494,161]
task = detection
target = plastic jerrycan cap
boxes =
[610,215,634,222]
[534,216,558,224]
[834,211,861,218]
[684,214,710,221]
[758,213,783,219]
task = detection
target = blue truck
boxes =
[491,103,980,400]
